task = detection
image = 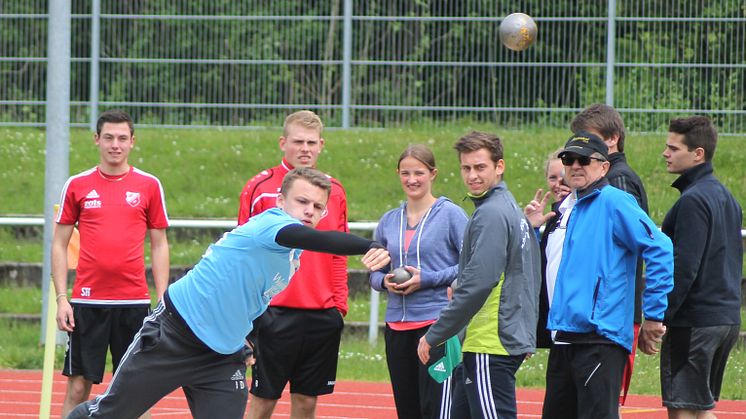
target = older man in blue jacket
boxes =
[541,132,674,419]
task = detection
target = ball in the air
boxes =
[499,13,538,51]
[390,267,413,284]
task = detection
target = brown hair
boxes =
[96,109,134,136]
[570,104,626,151]
[280,167,332,197]
[453,131,503,163]
[283,110,323,137]
[397,144,436,171]
[669,116,718,161]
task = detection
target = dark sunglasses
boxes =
[561,155,606,166]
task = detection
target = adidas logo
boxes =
[432,362,446,373]
[86,189,100,199]
[230,370,244,381]
[464,377,473,385]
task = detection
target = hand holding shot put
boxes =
[383,266,420,295]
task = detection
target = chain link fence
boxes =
[1,0,744,132]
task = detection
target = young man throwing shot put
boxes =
[66,168,390,419]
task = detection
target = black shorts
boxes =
[661,325,739,411]
[249,306,344,399]
[62,305,150,384]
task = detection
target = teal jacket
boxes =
[547,179,674,352]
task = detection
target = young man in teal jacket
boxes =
[541,132,674,419]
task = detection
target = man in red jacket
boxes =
[238,110,349,419]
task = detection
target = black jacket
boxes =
[662,162,743,327]
[606,152,648,212]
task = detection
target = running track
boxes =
[2,370,746,418]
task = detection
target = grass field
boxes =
[2,125,745,222]
[1,125,745,269]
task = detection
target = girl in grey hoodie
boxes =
[370,144,468,419]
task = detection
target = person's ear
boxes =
[495,159,505,176]
[693,147,706,162]
[276,193,285,209]
[605,134,619,149]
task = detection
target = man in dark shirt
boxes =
[642,116,743,418]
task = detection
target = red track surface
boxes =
[2,369,745,418]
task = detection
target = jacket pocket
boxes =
[137,317,162,354]
[590,277,601,320]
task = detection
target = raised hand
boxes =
[524,188,555,228]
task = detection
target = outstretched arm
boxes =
[275,224,390,270]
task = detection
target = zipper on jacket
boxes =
[590,277,601,320]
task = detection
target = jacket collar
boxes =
[467,181,505,207]
[576,177,609,200]
[280,158,294,173]
[671,162,713,193]
[608,152,626,166]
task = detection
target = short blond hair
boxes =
[283,110,323,137]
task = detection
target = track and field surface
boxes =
[2,369,745,418]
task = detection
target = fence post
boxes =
[341,0,352,128]
[605,0,616,106]
[42,0,71,346]
[368,290,379,345]
[89,0,101,131]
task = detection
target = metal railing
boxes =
[1,216,745,344]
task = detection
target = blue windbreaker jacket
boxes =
[546,180,674,352]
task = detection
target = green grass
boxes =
[2,126,745,222]
[337,333,390,381]
[2,125,744,271]
[0,286,42,313]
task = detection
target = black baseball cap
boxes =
[558,131,609,160]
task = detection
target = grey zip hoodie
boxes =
[370,197,468,322]
[425,182,541,355]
